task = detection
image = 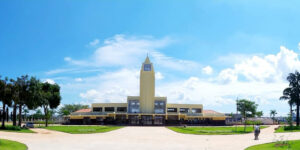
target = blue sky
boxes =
[1,0,300,116]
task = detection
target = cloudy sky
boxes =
[1,0,300,116]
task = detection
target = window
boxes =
[180,108,189,113]
[131,108,140,113]
[154,109,164,114]
[154,101,165,106]
[192,108,202,113]
[93,107,102,112]
[154,100,166,114]
[144,64,151,71]
[167,108,177,112]
[104,107,114,112]
[117,107,127,112]
[128,100,140,113]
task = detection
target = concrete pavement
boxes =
[0,125,299,150]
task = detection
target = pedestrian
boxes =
[254,124,260,140]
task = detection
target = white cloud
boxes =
[298,42,300,50]
[46,68,75,75]
[89,39,99,46]
[43,79,55,84]
[62,35,200,72]
[218,46,300,83]
[155,72,164,80]
[78,68,140,103]
[217,68,237,84]
[217,53,262,65]
[64,57,71,61]
[75,78,83,82]
[64,57,90,66]
[151,51,200,72]
[202,66,213,75]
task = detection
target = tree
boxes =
[237,99,258,132]
[12,76,41,126]
[0,76,3,127]
[270,110,277,124]
[0,77,13,128]
[280,87,295,120]
[280,71,300,126]
[32,109,43,120]
[6,106,9,122]
[58,104,89,116]
[16,75,31,126]
[23,108,29,120]
[10,79,19,126]
[256,111,263,117]
[40,82,61,127]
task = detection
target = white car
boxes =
[25,122,34,128]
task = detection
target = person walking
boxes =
[254,124,260,140]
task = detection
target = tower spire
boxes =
[144,54,151,64]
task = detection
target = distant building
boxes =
[69,56,226,125]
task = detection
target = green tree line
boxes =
[0,75,61,128]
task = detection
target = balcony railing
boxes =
[186,113,203,116]
[70,112,108,116]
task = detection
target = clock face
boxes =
[144,64,151,71]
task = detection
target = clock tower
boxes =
[139,56,155,113]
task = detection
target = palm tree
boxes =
[280,87,295,118]
[270,110,277,124]
[281,71,300,126]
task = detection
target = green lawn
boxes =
[245,140,300,150]
[0,125,35,133]
[168,126,268,135]
[275,126,300,133]
[43,125,122,134]
[0,139,28,150]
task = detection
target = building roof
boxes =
[203,110,222,114]
[75,108,92,113]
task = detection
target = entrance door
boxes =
[129,115,139,125]
[141,115,153,125]
[154,116,165,125]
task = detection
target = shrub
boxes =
[5,125,21,131]
[245,120,262,125]
[284,126,300,130]
[33,121,54,124]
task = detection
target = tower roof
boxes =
[144,55,151,64]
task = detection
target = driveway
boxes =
[0,125,299,150]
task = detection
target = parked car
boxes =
[25,122,34,128]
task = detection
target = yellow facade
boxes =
[139,57,155,113]
[69,56,226,125]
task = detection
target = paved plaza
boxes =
[1,125,300,150]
